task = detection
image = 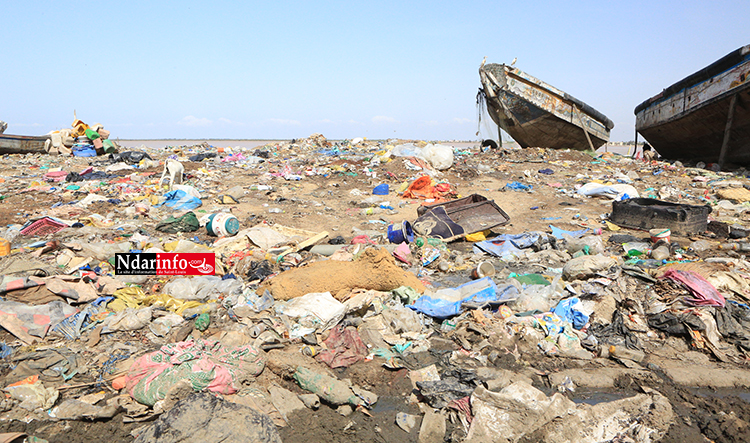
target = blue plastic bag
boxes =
[552,297,589,330]
[408,278,518,318]
[158,190,202,211]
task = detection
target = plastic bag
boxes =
[164,276,242,301]
[101,307,153,332]
[418,143,454,170]
[5,379,59,411]
[381,302,422,333]
[562,255,618,280]
[391,143,422,157]
[511,274,562,312]
[275,292,346,331]
[577,183,639,200]
[565,235,604,255]
[157,190,202,211]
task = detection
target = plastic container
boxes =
[649,228,671,243]
[0,238,9,256]
[651,245,670,260]
[206,213,240,237]
[72,146,97,157]
[387,221,415,244]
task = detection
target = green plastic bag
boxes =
[156,212,200,233]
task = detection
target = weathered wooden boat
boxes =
[0,134,50,155]
[635,44,750,166]
[478,62,614,150]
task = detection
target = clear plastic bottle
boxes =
[565,235,604,255]
[622,242,650,256]
[719,242,750,252]
[689,240,713,252]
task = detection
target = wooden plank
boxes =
[718,94,738,168]
[276,231,329,261]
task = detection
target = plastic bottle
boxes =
[719,242,750,252]
[609,345,645,362]
[361,207,384,215]
[250,323,267,338]
[689,240,713,252]
[622,242,650,256]
[415,237,447,249]
[565,235,604,255]
[651,245,670,260]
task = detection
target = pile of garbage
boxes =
[45,118,119,156]
[1,135,750,442]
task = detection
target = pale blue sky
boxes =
[3,1,749,141]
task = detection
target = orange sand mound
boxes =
[260,247,425,300]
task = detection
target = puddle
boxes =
[371,395,412,414]
[688,388,750,403]
[571,390,632,406]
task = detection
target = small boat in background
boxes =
[635,44,750,166]
[0,133,50,155]
[478,61,614,151]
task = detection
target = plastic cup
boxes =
[471,261,496,279]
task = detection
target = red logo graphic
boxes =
[156,253,215,275]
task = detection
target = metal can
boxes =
[301,346,317,357]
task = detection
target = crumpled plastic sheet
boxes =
[275,292,346,331]
[549,225,589,240]
[586,310,641,351]
[552,297,589,330]
[0,300,78,339]
[409,278,518,319]
[0,276,45,295]
[473,232,543,259]
[647,311,706,336]
[713,300,750,351]
[157,190,202,211]
[659,268,726,307]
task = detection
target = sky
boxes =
[2,1,749,142]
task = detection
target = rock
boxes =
[418,409,445,443]
[336,404,353,416]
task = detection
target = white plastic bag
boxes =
[275,292,346,331]
[419,143,454,170]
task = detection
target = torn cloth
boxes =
[714,301,750,351]
[316,325,368,368]
[402,176,453,201]
[0,276,45,295]
[659,269,726,307]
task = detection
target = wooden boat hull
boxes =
[0,134,50,155]
[635,45,750,165]
[479,63,613,150]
